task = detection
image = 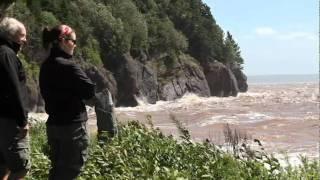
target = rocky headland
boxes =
[1,0,248,111]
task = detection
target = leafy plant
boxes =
[26,120,319,179]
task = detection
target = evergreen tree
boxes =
[164,0,224,63]
[3,0,245,77]
[223,31,244,66]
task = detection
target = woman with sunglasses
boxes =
[39,25,95,180]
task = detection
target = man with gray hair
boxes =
[0,17,30,180]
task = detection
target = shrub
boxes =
[26,120,319,179]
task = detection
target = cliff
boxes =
[1,0,248,110]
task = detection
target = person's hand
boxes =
[84,95,98,107]
[17,123,29,139]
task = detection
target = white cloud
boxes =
[253,26,316,41]
[254,27,277,36]
[278,32,317,41]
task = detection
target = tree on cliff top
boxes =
[5,0,244,76]
[223,31,244,67]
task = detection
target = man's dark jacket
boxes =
[0,36,28,127]
[40,47,95,125]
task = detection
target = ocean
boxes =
[106,74,319,166]
[248,74,319,84]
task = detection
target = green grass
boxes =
[26,121,319,180]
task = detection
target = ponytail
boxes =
[42,27,52,49]
[42,25,74,50]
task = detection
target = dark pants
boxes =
[0,117,30,179]
[46,122,89,180]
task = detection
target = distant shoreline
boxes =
[247,74,319,84]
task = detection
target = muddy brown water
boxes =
[87,83,319,162]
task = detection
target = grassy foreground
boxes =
[27,121,319,180]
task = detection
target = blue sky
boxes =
[202,0,318,75]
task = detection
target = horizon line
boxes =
[247,73,319,76]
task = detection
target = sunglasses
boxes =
[64,38,76,44]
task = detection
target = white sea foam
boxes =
[118,83,319,114]
[197,112,274,127]
[198,115,238,126]
[117,93,238,113]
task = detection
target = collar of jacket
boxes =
[49,46,73,59]
[0,35,21,54]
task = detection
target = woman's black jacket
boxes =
[40,47,95,125]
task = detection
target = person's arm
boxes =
[69,63,96,100]
[84,89,114,107]
[0,51,28,127]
